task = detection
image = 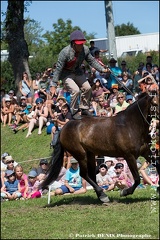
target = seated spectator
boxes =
[1,97,15,126]
[12,105,35,133]
[14,164,28,199]
[54,158,87,196]
[95,96,109,116]
[114,163,132,189]
[32,72,42,103]
[145,75,159,94]
[53,95,68,117]
[116,157,134,184]
[107,84,119,113]
[0,89,9,108]
[46,82,58,107]
[1,170,22,201]
[126,95,134,105]
[133,66,143,94]
[1,152,10,172]
[152,64,159,83]
[114,92,129,115]
[91,79,110,103]
[104,156,117,181]
[98,108,113,117]
[120,60,132,78]
[26,170,42,199]
[26,98,49,137]
[140,161,159,187]
[38,71,50,99]
[96,163,114,191]
[51,104,72,147]
[1,155,18,187]
[57,84,71,106]
[32,158,49,182]
[19,72,33,104]
[49,166,67,193]
[119,71,133,94]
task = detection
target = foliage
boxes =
[1,60,15,91]
[115,22,141,36]
[24,17,44,56]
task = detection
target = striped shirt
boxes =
[53,45,106,82]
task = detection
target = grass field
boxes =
[1,124,159,239]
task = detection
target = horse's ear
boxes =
[137,92,148,100]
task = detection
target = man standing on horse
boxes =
[52,30,110,119]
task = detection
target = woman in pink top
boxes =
[14,164,28,199]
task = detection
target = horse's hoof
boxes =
[99,195,110,203]
[120,188,128,197]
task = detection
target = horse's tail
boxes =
[40,133,64,189]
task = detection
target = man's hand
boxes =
[103,67,111,73]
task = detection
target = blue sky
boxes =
[1,1,159,38]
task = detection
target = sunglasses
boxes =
[40,163,48,165]
[99,100,104,102]
[36,102,42,105]
[118,97,124,99]
[28,176,36,179]
[7,160,14,164]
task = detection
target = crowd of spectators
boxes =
[1,152,159,202]
[1,55,159,201]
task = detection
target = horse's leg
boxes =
[77,152,110,203]
[121,155,140,197]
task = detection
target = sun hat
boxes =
[28,170,38,178]
[5,155,14,163]
[104,156,116,163]
[21,96,26,100]
[111,84,118,89]
[109,58,117,63]
[8,90,14,94]
[126,95,133,102]
[70,30,86,44]
[5,170,15,177]
[70,157,78,164]
[5,97,11,102]
[56,96,67,102]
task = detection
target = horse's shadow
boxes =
[42,193,159,208]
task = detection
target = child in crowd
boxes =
[55,158,87,195]
[96,163,114,191]
[114,163,133,190]
[1,170,22,201]
[104,156,117,181]
[14,164,28,199]
[26,170,42,199]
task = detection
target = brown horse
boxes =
[41,92,159,203]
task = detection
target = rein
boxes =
[110,70,151,125]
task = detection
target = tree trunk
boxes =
[5,0,32,97]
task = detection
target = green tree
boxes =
[24,17,45,56]
[4,0,31,96]
[115,22,141,36]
